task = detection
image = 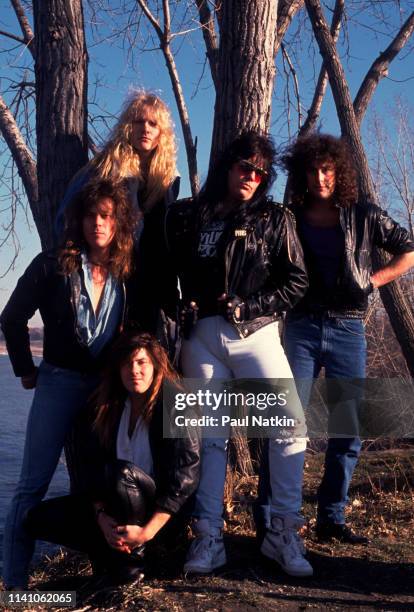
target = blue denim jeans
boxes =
[181,316,307,531]
[2,362,98,588]
[283,313,366,525]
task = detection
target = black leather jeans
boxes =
[26,460,156,571]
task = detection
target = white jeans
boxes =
[181,316,306,530]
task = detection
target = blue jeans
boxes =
[284,313,366,525]
[2,362,98,588]
[181,316,307,531]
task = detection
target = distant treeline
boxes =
[0,328,43,341]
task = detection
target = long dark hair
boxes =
[281,133,358,208]
[199,131,277,219]
[92,332,179,448]
[58,179,137,280]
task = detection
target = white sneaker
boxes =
[184,519,227,574]
[261,516,313,577]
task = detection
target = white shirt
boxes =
[116,398,154,477]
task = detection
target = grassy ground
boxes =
[2,448,413,611]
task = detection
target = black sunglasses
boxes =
[236,159,269,178]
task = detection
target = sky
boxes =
[0,1,413,325]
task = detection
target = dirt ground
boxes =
[2,449,413,611]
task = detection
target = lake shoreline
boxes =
[0,341,43,358]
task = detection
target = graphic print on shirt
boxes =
[198,220,225,259]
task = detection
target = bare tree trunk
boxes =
[195,0,219,89]
[210,0,278,165]
[374,252,414,376]
[306,0,414,376]
[305,0,375,201]
[283,0,344,204]
[32,0,88,492]
[33,0,88,249]
[299,0,343,138]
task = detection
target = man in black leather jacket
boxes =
[166,132,314,578]
[280,133,414,544]
[25,331,200,584]
[166,194,308,338]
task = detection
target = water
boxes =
[0,355,70,573]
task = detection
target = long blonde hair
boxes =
[91,91,178,210]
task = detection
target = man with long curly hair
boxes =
[1,180,138,589]
[281,133,414,543]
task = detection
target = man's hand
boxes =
[97,511,130,553]
[116,511,172,551]
[115,524,151,550]
[371,251,414,289]
[217,293,245,322]
[21,368,38,390]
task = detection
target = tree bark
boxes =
[210,0,278,165]
[33,0,88,249]
[306,0,414,376]
[195,0,219,89]
[275,0,304,56]
[11,0,35,59]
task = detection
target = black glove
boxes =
[180,301,199,339]
[218,294,246,323]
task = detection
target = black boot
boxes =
[316,522,369,544]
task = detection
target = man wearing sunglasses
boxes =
[166,132,313,577]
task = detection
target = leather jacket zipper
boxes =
[119,281,127,331]
[224,232,249,339]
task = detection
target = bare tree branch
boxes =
[0,93,38,209]
[136,0,163,37]
[194,0,219,88]
[275,0,304,55]
[10,0,35,59]
[281,43,302,132]
[354,11,414,126]
[0,29,26,45]
[162,0,171,38]
[299,0,344,137]
[136,0,199,196]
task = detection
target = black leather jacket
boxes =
[166,196,308,338]
[292,202,414,317]
[72,393,200,516]
[0,250,127,377]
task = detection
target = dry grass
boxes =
[3,447,411,611]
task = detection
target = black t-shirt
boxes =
[195,218,227,317]
[297,217,345,310]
